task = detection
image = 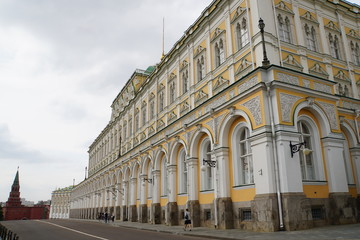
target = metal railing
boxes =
[0,224,19,240]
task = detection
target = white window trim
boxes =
[296,115,325,182]
[231,122,254,186]
[200,138,213,191]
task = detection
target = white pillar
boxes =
[322,138,349,193]
[152,170,161,203]
[350,148,360,194]
[214,147,230,198]
[187,157,199,201]
[167,165,177,202]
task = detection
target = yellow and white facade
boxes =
[69,0,360,231]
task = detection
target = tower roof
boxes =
[13,169,19,186]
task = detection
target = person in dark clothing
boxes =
[184,209,192,231]
[104,212,108,223]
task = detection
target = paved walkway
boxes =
[105,220,360,240]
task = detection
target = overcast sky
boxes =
[0,0,211,203]
[1,0,360,203]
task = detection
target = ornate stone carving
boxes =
[229,89,235,99]
[205,95,227,112]
[280,93,302,122]
[283,54,303,71]
[238,76,258,93]
[302,79,310,88]
[213,76,229,94]
[277,73,299,85]
[314,82,332,94]
[241,96,262,126]
[317,101,338,130]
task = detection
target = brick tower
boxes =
[6,169,22,208]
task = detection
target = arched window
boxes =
[329,33,341,59]
[135,110,139,132]
[305,24,317,51]
[123,121,127,139]
[159,92,164,112]
[178,148,188,194]
[200,138,213,191]
[142,103,147,125]
[239,128,253,184]
[136,167,141,200]
[232,123,254,185]
[298,120,318,180]
[150,100,155,120]
[169,81,176,104]
[351,41,360,65]
[237,18,249,50]
[219,39,225,64]
[197,56,205,82]
[278,14,291,43]
[215,42,221,67]
[341,132,355,184]
[161,156,168,196]
[129,118,133,137]
[182,70,188,94]
[147,162,153,198]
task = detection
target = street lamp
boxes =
[258,18,270,67]
[290,141,312,158]
[201,159,216,171]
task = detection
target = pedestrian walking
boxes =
[111,215,115,222]
[184,208,192,231]
[104,212,108,223]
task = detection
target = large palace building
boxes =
[69,0,360,231]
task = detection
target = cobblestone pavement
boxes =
[101,220,360,240]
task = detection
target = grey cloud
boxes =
[0,124,45,162]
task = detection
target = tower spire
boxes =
[161,17,165,59]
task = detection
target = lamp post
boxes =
[258,18,270,67]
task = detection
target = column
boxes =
[186,157,200,227]
[151,170,161,224]
[166,165,178,225]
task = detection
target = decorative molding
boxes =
[277,72,299,85]
[168,111,177,123]
[347,29,360,39]
[194,45,205,57]
[275,1,294,15]
[180,101,190,116]
[213,76,229,94]
[302,79,311,88]
[300,11,318,24]
[205,95,227,113]
[195,89,208,106]
[334,70,350,82]
[324,21,340,33]
[235,58,252,75]
[231,6,246,23]
[280,93,302,122]
[283,54,303,71]
[314,82,332,94]
[309,63,329,79]
[238,76,258,93]
[241,96,262,126]
[211,28,225,42]
[180,60,188,71]
[317,101,338,130]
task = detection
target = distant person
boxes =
[111,215,115,222]
[104,212,108,223]
[184,208,192,231]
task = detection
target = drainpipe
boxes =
[266,82,285,230]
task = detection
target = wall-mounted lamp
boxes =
[201,159,216,171]
[143,178,153,184]
[290,141,312,158]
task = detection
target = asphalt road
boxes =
[1,219,211,240]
